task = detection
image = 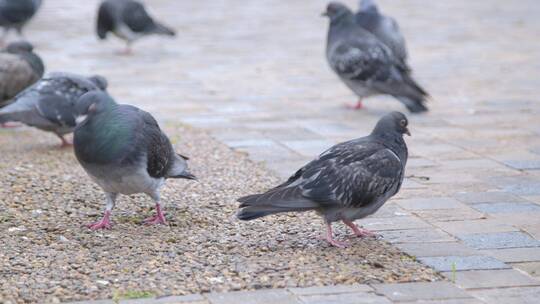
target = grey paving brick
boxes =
[372,282,470,302]
[288,284,372,296]
[205,289,300,304]
[512,262,540,277]
[396,197,465,210]
[404,299,483,304]
[470,202,540,214]
[280,139,334,157]
[443,269,540,289]
[480,247,540,263]
[360,216,431,231]
[418,255,509,272]
[298,292,391,304]
[459,232,540,249]
[489,176,540,196]
[414,207,486,222]
[433,219,519,235]
[120,294,207,304]
[469,286,540,304]
[454,191,527,204]
[395,242,479,258]
[379,229,455,244]
[502,159,540,170]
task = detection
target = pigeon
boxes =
[0,0,42,45]
[237,111,409,248]
[73,91,196,230]
[0,41,44,109]
[355,0,407,64]
[96,0,176,54]
[324,2,428,113]
[0,72,108,146]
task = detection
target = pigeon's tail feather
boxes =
[151,22,176,36]
[396,96,428,113]
[97,2,115,39]
[395,73,429,113]
[237,192,319,221]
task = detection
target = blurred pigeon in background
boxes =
[73,91,196,230]
[0,0,42,45]
[0,72,107,146]
[355,0,407,64]
[237,112,409,248]
[324,2,428,113]
[0,41,44,110]
[96,0,176,55]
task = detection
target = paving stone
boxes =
[433,219,518,235]
[225,139,276,148]
[395,197,466,210]
[370,203,411,218]
[480,247,540,263]
[443,269,540,289]
[414,207,486,222]
[360,216,432,231]
[280,139,334,157]
[372,282,470,302]
[418,255,509,272]
[379,229,455,244]
[459,232,540,249]
[469,286,540,304]
[454,191,527,204]
[205,290,300,304]
[288,284,372,296]
[404,299,483,304]
[511,262,540,277]
[395,242,478,258]
[489,176,540,196]
[501,159,540,170]
[470,202,540,214]
[120,294,207,304]
[298,292,391,304]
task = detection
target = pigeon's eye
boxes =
[400,119,407,127]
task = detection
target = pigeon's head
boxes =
[88,75,108,91]
[359,0,378,13]
[75,91,116,125]
[6,41,34,54]
[323,2,353,22]
[373,111,410,137]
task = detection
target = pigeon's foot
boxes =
[322,223,349,248]
[343,220,376,237]
[116,44,133,56]
[87,211,112,230]
[1,122,21,128]
[143,203,167,225]
[57,135,73,148]
[345,100,364,110]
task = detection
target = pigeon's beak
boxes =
[405,128,411,136]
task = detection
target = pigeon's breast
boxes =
[82,163,164,195]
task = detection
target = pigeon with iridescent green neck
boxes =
[73,91,196,230]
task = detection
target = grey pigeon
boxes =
[73,91,196,230]
[0,0,42,45]
[355,0,407,63]
[96,0,176,54]
[0,41,44,108]
[237,111,409,248]
[0,72,108,146]
[324,2,428,113]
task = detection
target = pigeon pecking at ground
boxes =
[324,2,428,113]
[237,111,409,248]
[0,72,107,146]
[73,91,196,230]
[355,0,407,64]
[0,41,44,109]
[96,0,176,55]
[0,0,42,46]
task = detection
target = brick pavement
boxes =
[21,0,540,303]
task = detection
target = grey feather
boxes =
[237,111,409,224]
[0,72,107,139]
[0,0,41,35]
[356,0,407,62]
[324,2,428,113]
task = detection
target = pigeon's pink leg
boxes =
[345,100,364,110]
[144,203,167,225]
[343,220,376,237]
[87,210,112,230]
[322,223,349,248]
[0,122,21,128]
[117,43,133,56]
[57,135,73,148]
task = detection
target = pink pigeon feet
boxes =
[322,223,349,248]
[345,100,364,110]
[87,211,112,230]
[343,220,376,237]
[58,136,73,148]
[1,122,21,128]
[143,204,167,225]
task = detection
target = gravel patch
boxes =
[0,125,440,303]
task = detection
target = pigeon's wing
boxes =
[122,1,155,33]
[35,94,77,128]
[378,16,407,61]
[0,0,36,24]
[0,53,40,104]
[329,38,393,83]
[298,140,404,207]
[97,0,116,39]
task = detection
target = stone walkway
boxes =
[22,0,540,303]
